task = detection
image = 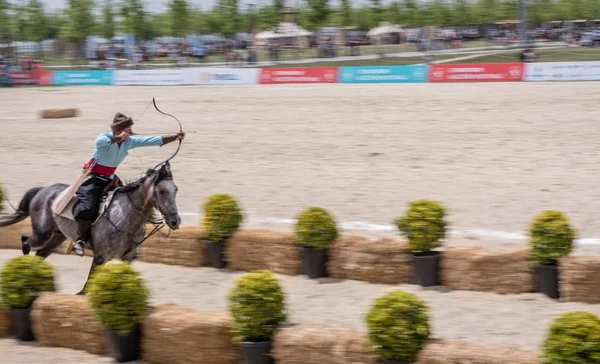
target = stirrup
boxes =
[73,240,85,256]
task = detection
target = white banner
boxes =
[186,68,259,85]
[113,69,194,86]
[525,61,600,82]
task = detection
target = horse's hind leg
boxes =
[21,229,53,256]
[35,232,67,258]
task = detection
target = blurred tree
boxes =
[307,0,331,28]
[102,0,115,39]
[169,0,189,36]
[64,0,95,46]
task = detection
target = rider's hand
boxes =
[117,130,130,141]
[176,132,185,141]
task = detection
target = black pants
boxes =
[72,176,110,222]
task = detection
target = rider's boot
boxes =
[73,220,91,257]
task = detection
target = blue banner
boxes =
[52,70,113,85]
[339,65,428,83]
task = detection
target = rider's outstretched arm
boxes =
[130,133,184,149]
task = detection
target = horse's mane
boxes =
[117,165,173,194]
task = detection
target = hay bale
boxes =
[30,292,106,355]
[0,220,31,250]
[417,340,540,364]
[0,304,10,337]
[328,236,412,284]
[225,230,301,275]
[272,324,377,364]
[560,256,600,303]
[441,247,534,294]
[137,226,206,267]
[142,304,240,364]
[39,108,80,119]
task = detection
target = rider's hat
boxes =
[110,112,134,133]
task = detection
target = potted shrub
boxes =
[87,260,149,363]
[0,255,56,341]
[228,270,286,364]
[366,290,430,364]
[294,207,338,279]
[395,199,447,286]
[542,311,600,363]
[529,210,576,299]
[201,193,244,269]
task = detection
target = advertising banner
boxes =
[339,65,428,83]
[524,61,600,81]
[429,63,524,82]
[53,70,113,85]
[113,69,192,86]
[187,68,259,85]
[259,67,338,84]
[8,70,53,85]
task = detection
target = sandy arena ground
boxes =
[1,82,600,251]
[1,83,600,360]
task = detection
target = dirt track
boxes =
[1,82,600,252]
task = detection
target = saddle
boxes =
[52,176,123,225]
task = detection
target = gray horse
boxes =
[0,161,181,294]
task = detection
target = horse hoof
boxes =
[22,243,31,255]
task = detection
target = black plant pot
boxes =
[12,307,35,342]
[299,247,328,278]
[240,341,274,364]
[411,251,441,287]
[535,263,559,299]
[381,359,410,364]
[105,324,142,363]
[202,239,227,269]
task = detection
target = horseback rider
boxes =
[70,112,185,257]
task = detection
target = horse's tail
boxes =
[0,187,43,227]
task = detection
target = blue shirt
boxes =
[90,132,164,178]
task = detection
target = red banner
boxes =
[429,63,524,82]
[260,67,338,84]
[8,70,53,85]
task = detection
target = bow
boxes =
[152,97,184,169]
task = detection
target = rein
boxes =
[101,182,172,257]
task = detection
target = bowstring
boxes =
[128,99,154,172]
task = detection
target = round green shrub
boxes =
[202,194,244,242]
[0,255,56,309]
[87,260,149,335]
[542,311,600,364]
[394,199,447,252]
[228,270,286,343]
[366,290,430,362]
[530,210,576,265]
[294,207,338,249]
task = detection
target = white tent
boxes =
[254,22,312,47]
[367,22,405,44]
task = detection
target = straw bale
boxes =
[142,304,240,364]
[272,324,377,364]
[417,340,540,364]
[560,256,600,303]
[225,230,301,275]
[441,247,534,294]
[30,292,106,355]
[328,236,412,284]
[39,108,80,119]
[0,304,10,337]
[0,220,31,250]
[137,226,206,267]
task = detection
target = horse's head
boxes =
[151,161,181,230]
